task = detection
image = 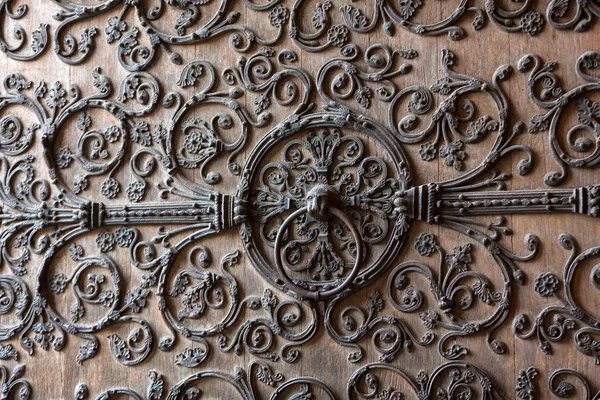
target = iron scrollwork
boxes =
[347,361,504,399]
[514,233,600,365]
[547,0,600,32]
[520,51,600,186]
[0,0,594,75]
[0,364,31,400]
[49,0,288,70]
[0,53,318,367]
[0,2,598,396]
[237,114,412,301]
[75,361,336,400]
[7,0,597,72]
[0,47,599,368]
[516,366,600,400]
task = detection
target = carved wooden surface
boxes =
[0,0,599,398]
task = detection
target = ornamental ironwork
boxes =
[0,1,599,398]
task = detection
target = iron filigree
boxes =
[77,361,335,400]
[514,233,600,365]
[0,9,598,396]
[520,50,600,186]
[0,0,564,72]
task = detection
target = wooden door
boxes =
[0,1,598,398]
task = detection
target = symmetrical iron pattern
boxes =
[0,0,599,399]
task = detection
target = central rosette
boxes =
[237,114,412,300]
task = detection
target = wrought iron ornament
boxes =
[0,1,599,398]
[4,0,590,69]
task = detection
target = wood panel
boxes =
[0,0,599,398]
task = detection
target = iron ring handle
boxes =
[273,206,363,301]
